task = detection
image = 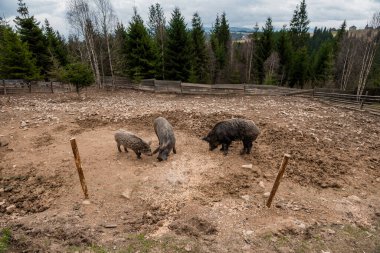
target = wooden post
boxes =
[266,154,291,208]
[28,82,31,93]
[360,91,368,110]
[70,138,89,199]
[50,81,54,93]
[2,80,6,95]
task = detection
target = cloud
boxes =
[2,0,379,36]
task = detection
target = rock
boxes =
[277,246,294,253]
[6,204,16,214]
[0,200,5,206]
[347,195,361,203]
[82,200,91,205]
[259,181,265,188]
[184,244,192,252]
[376,177,380,182]
[241,195,250,201]
[20,121,27,128]
[0,137,9,147]
[121,189,132,199]
[263,192,270,197]
[243,230,254,236]
[0,188,4,193]
[103,224,117,228]
[326,229,335,235]
[242,164,253,169]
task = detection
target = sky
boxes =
[1,0,380,37]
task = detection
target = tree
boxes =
[210,12,230,83]
[63,62,94,93]
[165,7,191,81]
[94,0,116,89]
[112,22,128,76]
[311,41,334,87]
[67,0,102,88]
[148,3,166,79]
[14,0,51,78]
[125,8,156,82]
[190,12,209,83]
[0,24,39,80]
[277,25,292,85]
[290,0,310,49]
[256,17,274,84]
[288,0,310,88]
[44,19,69,67]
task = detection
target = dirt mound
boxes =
[0,166,63,214]
[76,117,108,129]
[169,217,218,237]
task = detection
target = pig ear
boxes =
[147,140,152,146]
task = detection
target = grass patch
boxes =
[0,228,11,253]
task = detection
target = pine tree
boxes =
[44,19,69,67]
[125,8,157,82]
[290,0,310,49]
[277,25,292,85]
[256,17,274,84]
[165,7,191,81]
[190,12,209,83]
[113,22,128,76]
[0,24,39,80]
[148,3,166,79]
[210,12,230,83]
[14,0,51,78]
[311,41,334,86]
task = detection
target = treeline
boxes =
[0,0,379,94]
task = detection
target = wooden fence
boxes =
[0,80,74,95]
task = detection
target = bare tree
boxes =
[93,0,116,89]
[67,0,102,88]
[264,52,280,84]
[357,12,380,98]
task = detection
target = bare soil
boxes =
[0,89,379,253]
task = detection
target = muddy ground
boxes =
[0,89,379,253]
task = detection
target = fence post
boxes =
[2,80,6,95]
[360,91,369,110]
[50,81,54,93]
[28,82,31,93]
[312,87,315,98]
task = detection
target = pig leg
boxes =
[241,139,249,155]
[222,140,231,155]
[117,143,122,152]
[134,150,142,159]
[173,145,177,154]
[152,146,160,154]
[124,146,129,153]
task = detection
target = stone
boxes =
[347,195,361,203]
[263,192,270,197]
[0,200,5,206]
[0,137,9,147]
[6,204,16,214]
[20,121,27,128]
[103,224,117,228]
[326,229,335,235]
[242,164,253,169]
[121,189,132,199]
[259,181,265,188]
[376,177,380,182]
[241,195,250,201]
[184,244,192,252]
[277,246,294,253]
[0,188,4,193]
[82,200,91,205]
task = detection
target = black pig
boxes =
[202,118,260,155]
[153,117,176,161]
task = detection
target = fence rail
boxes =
[2,78,380,115]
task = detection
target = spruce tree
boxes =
[190,12,209,83]
[277,26,292,85]
[148,3,166,79]
[125,8,157,82]
[210,12,230,83]
[256,17,274,84]
[290,0,310,49]
[0,24,39,80]
[14,0,51,78]
[165,7,191,81]
[44,19,68,67]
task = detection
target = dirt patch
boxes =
[169,216,218,237]
[0,165,63,214]
[32,132,54,148]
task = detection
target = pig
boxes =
[202,118,260,155]
[114,130,152,159]
[152,117,176,161]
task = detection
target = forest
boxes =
[0,0,379,94]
